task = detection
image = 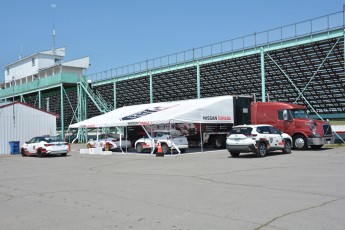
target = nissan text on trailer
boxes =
[250,102,333,150]
[168,96,253,149]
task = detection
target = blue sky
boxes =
[1,0,344,82]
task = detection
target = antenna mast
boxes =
[51,3,56,62]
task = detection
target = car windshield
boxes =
[155,132,168,137]
[230,127,252,135]
[291,109,309,118]
[154,130,182,138]
[44,136,64,142]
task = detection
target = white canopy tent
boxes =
[69,95,236,154]
[69,95,235,129]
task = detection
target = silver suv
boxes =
[226,124,292,157]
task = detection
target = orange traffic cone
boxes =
[156,142,164,157]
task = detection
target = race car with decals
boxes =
[226,124,292,157]
[134,129,188,154]
[21,135,69,158]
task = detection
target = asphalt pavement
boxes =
[0,145,344,230]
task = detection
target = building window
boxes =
[6,68,10,75]
[32,58,35,66]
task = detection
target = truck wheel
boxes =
[256,142,267,157]
[230,151,240,157]
[282,140,292,154]
[136,143,143,153]
[161,143,170,154]
[213,135,226,149]
[293,134,308,150]
[310,145,323,150]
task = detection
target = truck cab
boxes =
[251,102,333,149]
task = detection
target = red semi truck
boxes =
[251,102,333,149]
[127,96,333,150]
[173,98,333,150]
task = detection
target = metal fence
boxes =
[87,11,344,83]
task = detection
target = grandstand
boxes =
[1,10,344,139]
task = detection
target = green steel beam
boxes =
[261,48,265,102]
[79,81,106,113]
[63,87,78,126]
[93,29,343,85]
[60,84,64,139]
[149,72,153,103]
[196,62,200,98]
[38,90,41,109]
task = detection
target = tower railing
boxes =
[86,11,344,83]
[79,76,113,113]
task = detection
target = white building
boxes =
[4,47,66,82]
[0,102,58,155]
[2,47,89,88]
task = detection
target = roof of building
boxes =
[4,47,66,68]
[0,101,59,117]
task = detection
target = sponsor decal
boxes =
[128,121,150,125]
[203,116,232,121]
[121,105,178,121]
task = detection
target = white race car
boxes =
[226,124,292,157]
[21,136,69,158]
[87,134,131,151]
[135,130,188,154]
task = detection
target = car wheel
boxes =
[180,149,186,153]
[282,140,292,154]
[310,145,323,150]
[37,148,43,158]
[213,135,226,149]
[136,143,143,153]
[21,148,27,157]
[230,151,240,157]
[61,153,67,157]
[293,134,308,150]
[256,142,267,157]
[161,143,170,154]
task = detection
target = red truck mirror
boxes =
[283,110,291,121]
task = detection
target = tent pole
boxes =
[125,126,128,154]
[150,124,154,154]
[170,121,173,155]
[119,127,123,153]
[141,125,154,154]
[200,123,203,152]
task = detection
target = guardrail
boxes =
[0,73,79,98]
[86,11,344,83]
